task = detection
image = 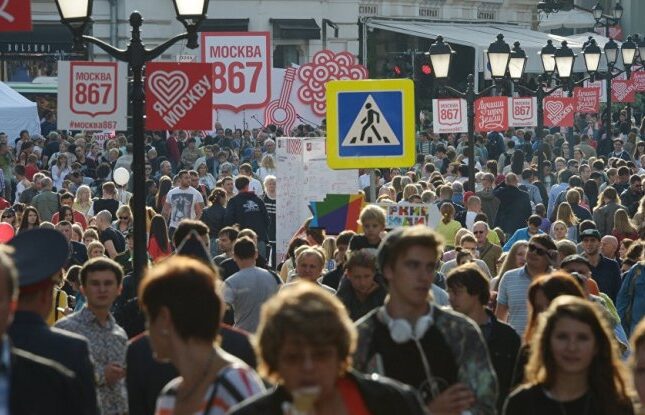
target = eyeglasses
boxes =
[528,243,548,256]
[119,216,129,220]
[473,230,485,235]
[2,215,14,219]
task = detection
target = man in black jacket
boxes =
[0,237,82,414]
[446,263,520,412]
[620,174,643,217]
[493,173,532,237]
[224,176,270,259]
[7,228,98,415]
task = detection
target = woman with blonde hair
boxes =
[436,202,461,250]
[400,183,419,204]
[491,241,528,291]
[112,205,132,236]
[74,185,93,218]
[321,236,337,272]
[632,197,645,230]
[556,202,578,241]
[550,220,569,242]
[256,154,276,182]
[612,208,639,246]
[504,296,633,415]
[593,186,626,235]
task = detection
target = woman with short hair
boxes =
[140,256,264,415]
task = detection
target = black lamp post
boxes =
[428,34,511,188]
[581,36,637,140]
[55,0,209,282]
[592,1,623,38]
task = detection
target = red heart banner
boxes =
[0,0,32,32]
[474,96,508,132]
[573,87,600,113]
[145,63,213,130]
[633,71,645,93]
[611,79,636,103]
[543,97,575,127]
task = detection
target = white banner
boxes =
[508,97,538,127]
[57,61,128,131]
[584,79,607,103]
[276,137,358,261]
[201,32,271,112]
[432,98,468,134]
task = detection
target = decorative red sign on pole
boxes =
[145,63,213,130]
[611,79,636,103]
[508,97,537,127]
[0,0,32,32]
[631,71,645,93]
[573,87,600,113]
[543,97,575,127]
[474,96,508,132]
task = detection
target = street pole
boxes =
[65,11,201,283]
[536,83,545,182]
[466,74,476,188]
[567,81,575,160]
[606,61,613,138]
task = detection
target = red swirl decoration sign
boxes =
[574,87,600,113]
[297,50,368,116]
[612,79,636,103]
[633,71,645,93]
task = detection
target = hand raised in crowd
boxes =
[427,383,475,415]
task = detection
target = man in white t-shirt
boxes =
[162,170,204,238]
[238,163,263,197]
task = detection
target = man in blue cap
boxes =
[7,228,99,415]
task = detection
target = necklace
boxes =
[176,350,216,403]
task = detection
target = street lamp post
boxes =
[592,1,623,38]
[428,34,511,188]
[55,0,209,282]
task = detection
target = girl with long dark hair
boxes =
[147,214,171,263]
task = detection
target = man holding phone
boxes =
[55,258,128,415]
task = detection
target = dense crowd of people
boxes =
[1,104,645,414]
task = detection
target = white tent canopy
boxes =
[538,9,596,30]
[0,82,40,141]
[364,19,619,87]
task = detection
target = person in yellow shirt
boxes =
[435,202,462,250]
[46,275,71,325]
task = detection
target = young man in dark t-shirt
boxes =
[96,210,125,258]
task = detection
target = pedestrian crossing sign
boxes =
[326,79,415,169]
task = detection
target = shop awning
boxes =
[270,19,320,40]
[364,19,618,78]
[0,24,76,55]
[198,18,249,33]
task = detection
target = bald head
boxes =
[505,173,518,187]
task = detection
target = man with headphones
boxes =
[354,226,498,415]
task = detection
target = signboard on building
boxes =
[200,32,271,112]
[57,61,128,131]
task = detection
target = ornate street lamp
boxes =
[621,36,637,70]
[508,41,527,81]
[540,40,557,76]
[487,34,511,80]
[427,36,454,79]
[55,0,209,281]
[582,38,602,75]
[554,41,576,79]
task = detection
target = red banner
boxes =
[474,96,508,132]
[573,87,600,113]
[543,97,575,127]
[145,63,213,130]
[632,71,645,93]
[611,79,636,103]
[0,0,32,32]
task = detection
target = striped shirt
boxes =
[497,266,532,336]
[155,364,264,415]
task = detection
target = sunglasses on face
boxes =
[2,215,13,219]
[119,216,129,220]
[473,230,485,235]
[528,243,548,256]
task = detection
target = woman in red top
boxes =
[147,214,171,262]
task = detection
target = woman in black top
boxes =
[201,187,227,258]
[504,295,633,415]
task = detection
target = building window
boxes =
[359,4,379,16]
[477,9,497,20]
[273,45,302,69]
[419,7,439,17]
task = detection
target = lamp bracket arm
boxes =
[81,35,129,61]
[515,84,537,96]
[144,33,190,61]
[442,85,466,98]
[475,83,497,98]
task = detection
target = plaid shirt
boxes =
[55,307,127,415]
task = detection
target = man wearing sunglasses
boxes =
[496,234,557,336]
